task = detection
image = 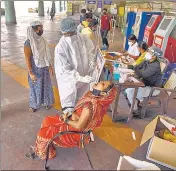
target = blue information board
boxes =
[104,0,112,5]
[86,0,96,4]
[97,0,102,8]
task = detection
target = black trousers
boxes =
[100,30,109,48]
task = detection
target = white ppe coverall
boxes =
[77,24,84,33]
[54,34,95,111]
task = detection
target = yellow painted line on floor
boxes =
[94,115,142,155]
[1,58,142,155]
[1,58,61,110]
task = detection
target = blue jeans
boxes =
[100,30,109,47]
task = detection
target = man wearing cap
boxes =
[54,17,95,117]
[125,46,163,115]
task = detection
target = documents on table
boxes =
[127,77,140,83]
[108,51,122,56]
[118,68,135,74]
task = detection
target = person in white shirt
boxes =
[123,34,140,60]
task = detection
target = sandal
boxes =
[25,152,36,159]
[25,147,40,160]
[132,110,140,116]
[29,108,36,112]
[45,106,51,110]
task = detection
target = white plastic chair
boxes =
[139,69,176,119]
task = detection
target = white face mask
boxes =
[128,41,133,46]
[145,52,152,61]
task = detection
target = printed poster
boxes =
[90,48,105,90]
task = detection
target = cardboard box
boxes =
[140,115,176,170]
[117,156,161,170]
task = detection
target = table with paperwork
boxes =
[102,53,145,123]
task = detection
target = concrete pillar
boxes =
[58,2,61,12]
[60,1,62,12]
[38,1,44,16]
[4,1,17,24]
[63,1,66,11]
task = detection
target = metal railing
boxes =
[108,19,116,43]
[93,14,101,46]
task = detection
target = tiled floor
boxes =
[1,13,176,170]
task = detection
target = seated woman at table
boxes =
[132,41,148,66]
[122,34,140,60]
[25,81,116,160]
[126,41,148,69]
[125,46,163,115]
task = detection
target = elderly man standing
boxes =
[54,18,95,117]
[125,46,163,115]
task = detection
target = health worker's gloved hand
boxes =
[81,75,94,83]
[75,73,94,83]
[76,75,92,83]
[63,108,74,118]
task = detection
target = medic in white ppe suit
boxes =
[54,17,95,116]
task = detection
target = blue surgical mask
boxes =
[92,89,101,96]
[92,84,114,96]
[36,30,43,36]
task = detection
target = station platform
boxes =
[1,13,175,170]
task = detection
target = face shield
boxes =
[145,52,153,61]
[148,46,163,59]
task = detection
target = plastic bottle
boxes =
[113,62,120,81]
